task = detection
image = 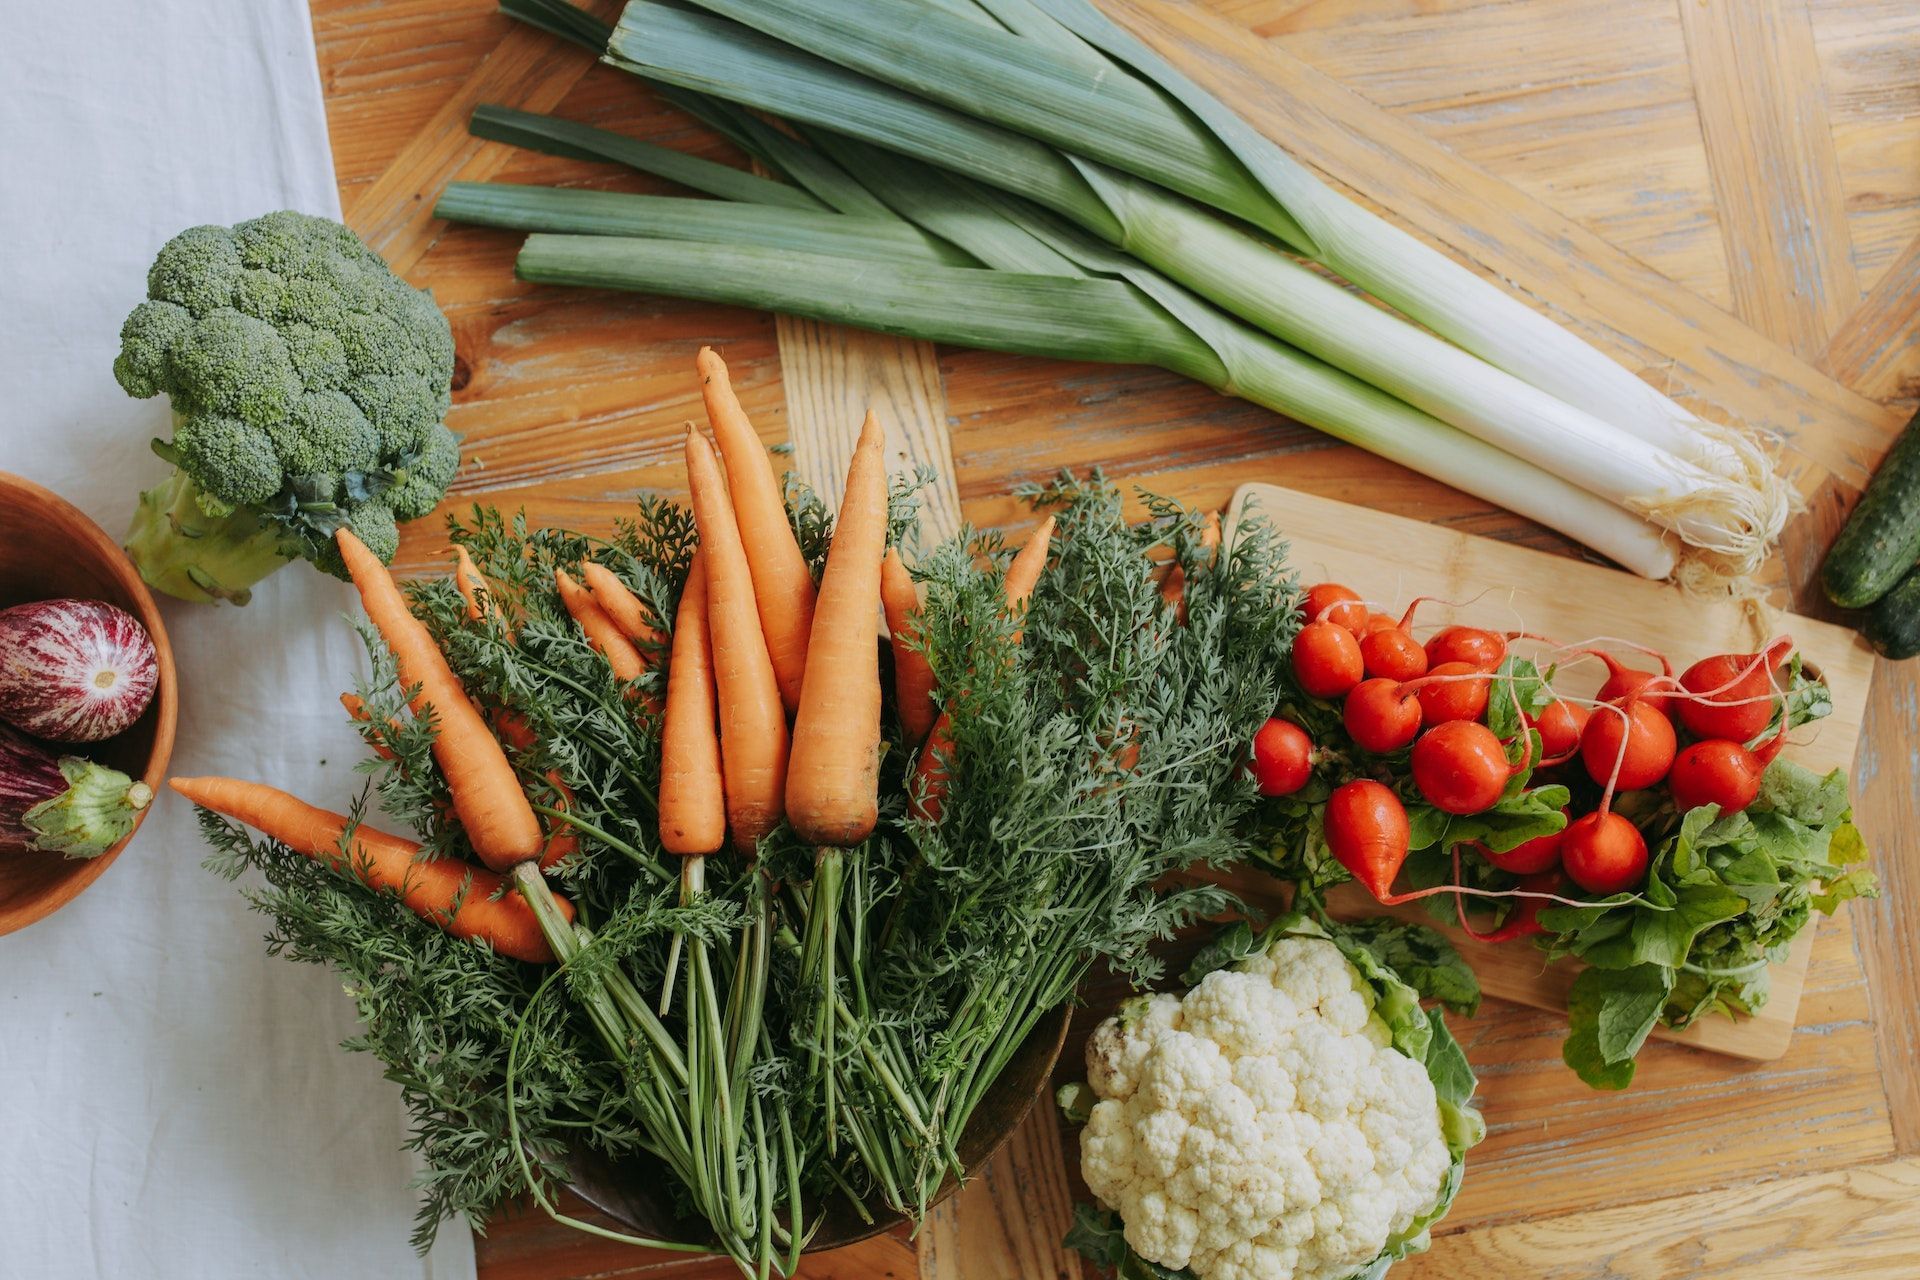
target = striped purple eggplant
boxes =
[0,599,157,743]
[0,723,152,858]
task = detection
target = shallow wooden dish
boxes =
[0,472,177,936]
[564,1002,1073,1251]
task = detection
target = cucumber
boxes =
[1823,407,1920,608]
[1863,563,1920,660]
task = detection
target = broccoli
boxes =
[115,211,461,604]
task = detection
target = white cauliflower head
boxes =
[1079,934,1455,1280]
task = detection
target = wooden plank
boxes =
[1101,0,1904,486]
[918,1109,1079,1280]
[1679,0,1860,359]
[1822,232,1920,404]
[1396,1155,1920,1278]
[1225,481,1873,1060]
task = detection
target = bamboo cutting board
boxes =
[1225,481,1872,1060]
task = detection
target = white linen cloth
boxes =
[0,3,476,1276]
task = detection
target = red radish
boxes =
[1676,638,1793,742]
[1414,661,1490,724]
[1561,811,1649,894]
[1579,697,1677,792]
[1411,720,1510,815]
[1587,648,1674,711]
[1343,678,1423,753]
[1302,582,1368,633]
[1668,717,1787,813]
[1425,625,1506,671]
[1360,627,1428,681]
[0,600,158,743]
[1291,621,1364,699]
[1459,870,1562,942]
[1361,611,1399,636]
[1325,779,1411,901]
[0,722,152,858]
[1474,813,1567,875]
[1251,717,1314,796]
[1528,698,1590,759]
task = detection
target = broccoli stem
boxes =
[123,469,299,605]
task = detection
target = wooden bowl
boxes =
[562,1001,1073,1251]
[0,472,177,935]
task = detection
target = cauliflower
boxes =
[1075,924,1481,1280]
[114,211,460,604]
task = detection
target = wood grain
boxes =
[1823,232,1920,405]
[1679,0,1860,359]
[917,1110,1079,1280]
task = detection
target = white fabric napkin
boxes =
[0,3,475,1276]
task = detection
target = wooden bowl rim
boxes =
[0,471,178,936]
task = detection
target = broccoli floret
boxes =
[114,211,461,604]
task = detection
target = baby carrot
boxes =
[452,544,491,624]
[335,530,542,871]
[555,567,646,684]
[685,425,789,852]
[787,412,887,847]
[1160,510,1221,624]
[171,775,568,964]
[881,548,938,747]
[659,551,726,856]
[583,561,666,648]
[696,346,816,714]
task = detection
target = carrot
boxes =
[697,346,817,714]
[1159,510,1221,624]
[685,425,789,852]
[911,515,1056,822]
[340,691,398,761]
[335,530,543,871]
[787,412,888,847]
[170,775,568,964]
[658,551,726,856]
[452,544,490,624]
[583,561,666,648]
[881,548,938,747]
[554,568,646,684]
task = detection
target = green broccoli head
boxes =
[115,211,463,603]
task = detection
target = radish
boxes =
[1412,661,1491,724]
[1411,720,1509,815]
[1425,625,1506,671]
[1343,678,1423,753]
[1360,611,1398,636]
[1359,626,1427,681]
[1561,811,1649,894]
[1473,812,1567,874]
[0,599,158,742]
[1527,697,1590,760]
[1325,779,1411,901]
[1579,696,1676,792]
[1301,582,1368,633]
[1668,715,1788,813]
[1251,717,1314,796]
[1586,647,1674,712]
[1291,620,1364,698]
[1675,638,1793,742]
[1,723,152,858]
[1458,869,1562,942]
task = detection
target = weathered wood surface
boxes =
[305,0,1920,1275]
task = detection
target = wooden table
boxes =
[309,1,1920,1275]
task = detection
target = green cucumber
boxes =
[1824,408,1920,608]
[1863,563,1920,660]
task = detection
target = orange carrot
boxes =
[881,548,938,748]
[685,425,789,852]
[658,551,726,855]
[341,691,399,761]
[1159,510,1221,624]
[787,412,887,847]
[171,775,568,964]
[335,530,543,871]
[583,561,666,648]
[453,544,491,624]
[911,515,1056,822]
[697,346,817,714]
[555,568,646,684]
